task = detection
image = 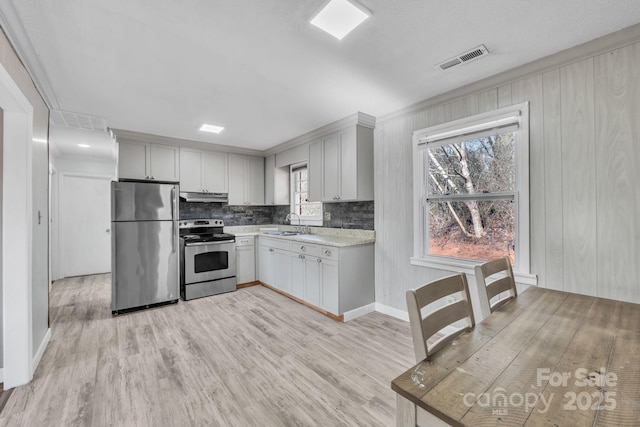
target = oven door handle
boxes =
[185,240,235,247]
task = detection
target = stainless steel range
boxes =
[179,219,236,300]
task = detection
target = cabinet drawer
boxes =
[236,236,255,247]
[291,242,321,257]
[320,246,338,259]
[259,237,290,251]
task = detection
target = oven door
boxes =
[184,240,236,284]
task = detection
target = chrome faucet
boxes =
[285,212,301,233]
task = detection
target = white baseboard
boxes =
[32,328,51,375]
[0,367,4,383]
[374,303,409,321]
[343,303,375,321]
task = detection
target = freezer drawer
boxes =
[112,181,177,222]
[111,220,179,312]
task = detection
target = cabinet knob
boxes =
[324,250,332,256]
[300,246,306,251]
[301,255,305,259]
[269,248,274,252]
[317,258,322,263]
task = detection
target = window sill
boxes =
[410,256,538,286]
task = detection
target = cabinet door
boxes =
[308,139,323,202]
[265,155,275,205]
[203,151,228,193]
[236,245,256,284]
[338,128,357,201]
[322,133,340,201]
[118,141,149,180]
[179,149,204,192]
[265,155,290,205]
[305,256,321,307]
[228,154,246,205]
[273,249,292,293]
[320,258,339,314]
[258,245,275,286]
[247,156,265,205]
[150,144,180,182]
[290,253,305,299]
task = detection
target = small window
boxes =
[412,102,534,282]
[291,163,323,226]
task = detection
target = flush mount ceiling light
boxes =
[77,143,90,148]
[310,0,370,40]
[199,124,224,134]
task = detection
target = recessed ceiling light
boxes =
[77,144,90,148]
[199,124,225,134]
[310,0,370,40]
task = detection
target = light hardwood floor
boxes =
[0,274,415,426]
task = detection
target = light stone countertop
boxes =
[225,225,375,248]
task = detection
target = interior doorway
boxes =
[59,174,112,277]
[0,62,35,389]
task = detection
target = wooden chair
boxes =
[406,273,475,362]
[474,256,517,319]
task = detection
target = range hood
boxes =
[179,192,228,203]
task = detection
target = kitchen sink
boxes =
[263,230,298,236]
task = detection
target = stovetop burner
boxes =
[179,219,235,244]
[181,233,235,243]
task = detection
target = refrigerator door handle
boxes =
[171,186,176,253]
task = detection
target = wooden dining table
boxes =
[391,286,640,426]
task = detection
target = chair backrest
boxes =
[474,256,517,318]
[406,273,475,362]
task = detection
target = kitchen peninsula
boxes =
[227,225,375,322]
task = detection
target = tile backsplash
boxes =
[180,201,374,230]
[180,203,275,225]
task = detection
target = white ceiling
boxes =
[3,1,640,152]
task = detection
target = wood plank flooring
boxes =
[0,274,415,426]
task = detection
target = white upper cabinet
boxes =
[118,141,179,182]
[179,148,228,193]
[308,124,374,202]
[264,154,290,205]
[229,154,265,205]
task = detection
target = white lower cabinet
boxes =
[258,245,275,286]
[258,236,374,317]
[236,236,255,284]
[304,256,321,306]
[273,249,292,293]
[290,254,306,300]
[319,258,339,314]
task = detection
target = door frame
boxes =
[0,61,35,388]
[58,172,113,278]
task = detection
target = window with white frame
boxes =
[291,163,323,226]
[411,102,534,282]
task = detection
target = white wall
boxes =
[0,26,50,387]
[374,25,640,316]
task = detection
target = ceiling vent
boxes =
[50,110,108,132]
[437,44,490,70]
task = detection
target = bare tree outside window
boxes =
[426,132,516,262]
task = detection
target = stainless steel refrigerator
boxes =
[111,180,179,314]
